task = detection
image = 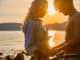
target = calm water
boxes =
[0,30,65,59]
[0,31,24,51]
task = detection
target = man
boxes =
[53,0,80,60]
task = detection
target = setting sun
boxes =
[47,0,56,15]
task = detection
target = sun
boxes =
[47,0,56,15]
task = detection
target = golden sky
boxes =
[0,0,80,24]
[0,0,33,23]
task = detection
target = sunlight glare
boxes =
[48,30,55,37]
[48,30,56,48]
[49,38,54,48]
[47,0,56,15]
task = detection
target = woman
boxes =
[23,0,49,60]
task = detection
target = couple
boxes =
[23,0,80,60]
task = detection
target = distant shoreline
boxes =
[0,22,66,31]
[0,23,22,31]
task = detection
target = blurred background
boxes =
[0,0,80,59]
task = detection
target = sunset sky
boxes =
[0,0,80,24]
[0,0,33,23]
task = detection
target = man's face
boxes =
[54,1,70,15]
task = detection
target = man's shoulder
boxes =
[70,12,80,23]
[74,12,80,17]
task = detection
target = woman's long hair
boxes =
[23,0,48,33]
[24,0,48,24]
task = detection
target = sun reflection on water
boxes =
[48,30,56,48]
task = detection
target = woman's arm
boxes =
[24,21,36,49]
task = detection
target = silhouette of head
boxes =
[27,0,48,19]
[54,0,74,15]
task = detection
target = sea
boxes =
[0,30,65,60]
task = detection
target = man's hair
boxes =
[54,0,73,5]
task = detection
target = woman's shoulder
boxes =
[27,19,38,27]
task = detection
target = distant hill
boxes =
[0,22,67,31]
[45,22,67,31]
[0,23,22,31]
